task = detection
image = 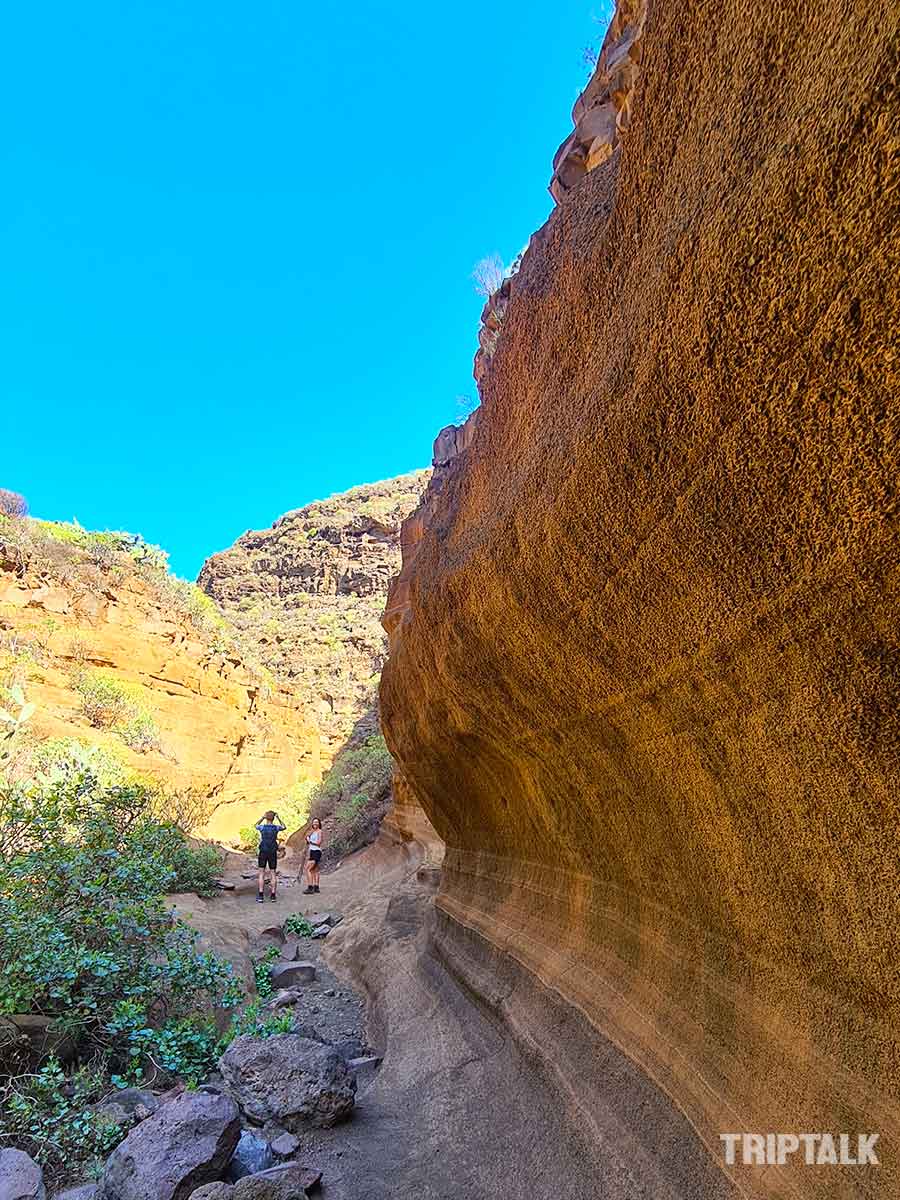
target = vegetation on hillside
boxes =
[0,511,273,693]
[199,471,429,752]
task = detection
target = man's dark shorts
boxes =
[258,849,277,870]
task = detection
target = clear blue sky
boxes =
[2,1,607,578]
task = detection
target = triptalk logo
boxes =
[719,1133,880,1167]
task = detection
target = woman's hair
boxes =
[264,810,276,820]
[311,817,321,829]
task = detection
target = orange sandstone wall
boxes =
[380,1,900,1197]
[0,571,319,840]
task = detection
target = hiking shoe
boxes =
[270,894,277,902]
[256,893,264,903]
[303,886,315,894]
[314,885,320,893]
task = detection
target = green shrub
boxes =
[309,733,393,861]
[0,1057,121,1176]
[283,913,314,938]
[73,670,160,755]
[0,764,240,1051]
[252,946,281,1000]
[74,670,136,729]
[218,1002,292,1050]
[117,711,161,753]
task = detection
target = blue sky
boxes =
[2,1,608,578]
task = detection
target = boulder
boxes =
[0,1150,45,1200]
[187,1188,234,1200]
[51,1189,96,1200]
[330,1038,365,1061]
[266,1134,299,1159]
[264,988,304,1011]
[232,1165,321,1200]
[277,939,300,963]
[306,913,341,928]
[219,1035,355,1130]
[310,926,329,941]
[347,1055,382,1087]
[100,1090,240,1200]
[225,1132,274,1182]
[95,1088,159,1129]
[268,962,315,988]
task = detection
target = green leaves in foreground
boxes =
[0,760,237,1061]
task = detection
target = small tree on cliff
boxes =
[472,254,505,298]
[0,489,28,519]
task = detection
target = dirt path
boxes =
[174,839,729,1200]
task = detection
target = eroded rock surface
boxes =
[219,1034,356,1130]
[100,1091,240,1200]
[380,1,900,1199]
[0,1150,45,1200]
[199,473,429,753]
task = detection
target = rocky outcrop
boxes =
[0,560,318,842]
[199,473,429,754]
[100,1092,240,1200]
[549,0,645,201]
[380,2,899,1199]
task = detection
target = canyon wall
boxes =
[200,472,429,755]
[0,552,319,841]
[381,2,900,1198]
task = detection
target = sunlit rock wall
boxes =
[381,0,900,1196]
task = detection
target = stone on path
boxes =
[187,1187,233,1200]
[264,987,305,1010]
[233,1164,321,1199]
[266,1134,299,1159]
[306,913,341,928]
[0,1150,45,1200]
[100,1090,240,1200]
[219,1034,355,1130]
[310,925,329,940]
[226,1132,275,1182]
[51,1189,97,1200]
[269,962,316,988]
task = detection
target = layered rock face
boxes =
[381,3,899,1198]
[199,473,428,754]
[0,558,318,841]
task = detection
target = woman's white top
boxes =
[307,829,322,847]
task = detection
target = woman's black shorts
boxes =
[258,849,277,870]
[309,848,322,865]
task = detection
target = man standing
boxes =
[255,810,285,903]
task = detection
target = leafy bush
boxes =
[73,670,160,755]
[0,764,240,1052]
[0,1057,121,1175]
[252,946,281,1000]
[118,711,161,753]
[74,670,137,729]
[283,914,313,938]
[218,1002,292,1049]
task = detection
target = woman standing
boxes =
[304,818,323,894]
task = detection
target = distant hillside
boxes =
[0,515,319,841]
[198,471,429,754]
